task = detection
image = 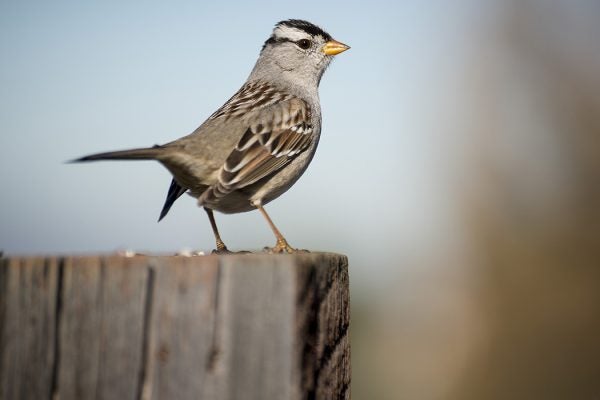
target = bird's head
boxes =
[251,19,349,88]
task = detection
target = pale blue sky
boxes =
[1,0,489,287]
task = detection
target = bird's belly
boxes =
[204,148,315,214]
[249,148,316,205]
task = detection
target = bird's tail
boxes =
[71,145,164,162]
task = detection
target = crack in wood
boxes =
[49,258,64,400]
[315,320,349,379]
[206,262,223,373]
[93,259,107,400]
[136,264,155,400]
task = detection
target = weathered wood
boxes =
[56,256,150,400]
[0,257,59,400]
[0,253,349,400]
[141,256,220,400]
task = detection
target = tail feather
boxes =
[158,179,188,222]
[71,145,163,162]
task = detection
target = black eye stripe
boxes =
[263,36,290,49]
[262,36,315,50]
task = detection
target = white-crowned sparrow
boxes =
[74,19,349,253]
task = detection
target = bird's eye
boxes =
[297,39,311,50]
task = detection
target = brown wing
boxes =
[200,96,314,203]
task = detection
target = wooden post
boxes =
[0,253,350,400]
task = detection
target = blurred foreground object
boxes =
[0,253,349,400]
[352,1,600,399]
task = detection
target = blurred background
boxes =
[2,0,600,398]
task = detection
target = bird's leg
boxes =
[204,207,229,253]
[252,200,295,253]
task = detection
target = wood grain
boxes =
[0,253,349,400]
[0,257,59,400]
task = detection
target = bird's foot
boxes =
[263,238,306,254]
[211,242,251,254]
[212,248,231,255]
[211,248,251,255]
[211,240,230,254]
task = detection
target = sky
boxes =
[0,0,489,289]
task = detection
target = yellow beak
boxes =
[322,39,350,56]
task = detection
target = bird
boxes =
[73,19,349,253]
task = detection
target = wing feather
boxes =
[199,91,314,205]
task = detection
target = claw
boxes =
[264,238,297,254]
[211,246,251,255]
[212,247,231,255]
[211,242,251,255]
